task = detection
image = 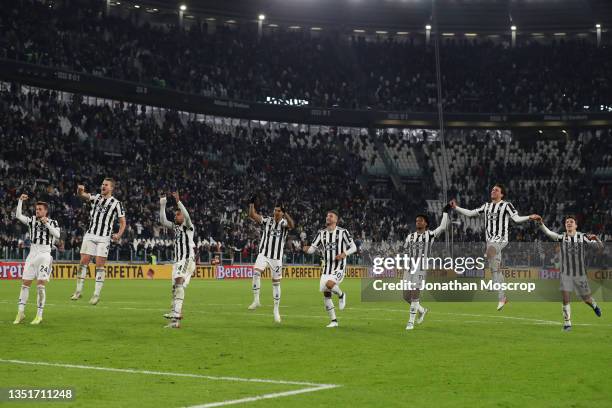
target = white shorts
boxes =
[80,234,111,258]
[486,241,508,264]
[172,259,196,285]
[402,269,426,289]
[23,249,53,282]
[560,274,591,297]
[254,253,283,280]
[320,270,345,292]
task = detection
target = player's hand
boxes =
[586,234,598,241]
[529,214,542,222]
[40,217,48,225]
[171,191,180,202]
[19,194,29,201]
[335,252,347,261]
[443,203,451,213]
[77,184,85,194]
[449,199,457,209]
[302,245,310,253]
[249,194,257,205]
[111,233,121,242]
[160,195,167,205]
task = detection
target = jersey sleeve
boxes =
[89,193,100,202]
[260,216,270,225]
[506,202,518,217]
[311,231,322,249]
[342,229,354,246]
[116,201,126,218]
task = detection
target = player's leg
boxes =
[328,271,346,310]
[165,277,185,329]
[249,254,266,309]
[73,239,94,299]
[578,278,601,317]
[31,253,52,324]
[14,278,33,324]
[272,262,282,323]
[90,255,107,305]
[561,290,572,331]
[320,275,338,327]
[487,245,506,310]
[165,260,186,321]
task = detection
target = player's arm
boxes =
[111,202,126,242]
[432,205,451,238]
[159,196,174,228]
[172,192,193,229]
[76,184,92,201]
[507,203,539,223]
[303,232,321,254]
[450,199,482,217]
[335,231,357,260]
[584,234,605,250]
[41,218,60,239]
[248,195,263,224]
[283,211,295,230]
[15,194,31,225]
[538,221,563,241]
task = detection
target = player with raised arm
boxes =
[303,210,357,328]
[247,195,294,323]
[160,192,196,329]
[538,215,603,331]
[71,178,126,305]
[403,205,450,330]
[450,183,540,310]
[13,194,60,325]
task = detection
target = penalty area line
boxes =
[0,359,340,408]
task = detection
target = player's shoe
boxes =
[274,309,281,323]
[593,305,602,317]
[405,322,415,330]
[247,301,261,310]
[562,324,572,332]
[30,316,43,325]
[163,312,183,320]
[13,311,25,325]
[496,297,508,311]
[89,295,100,305]
[70,292,82,300]
[339,293,347,310]
[417,307,429,324]
[326,320,338,328]
[164,321,181,329]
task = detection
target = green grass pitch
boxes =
[1,278,611,407]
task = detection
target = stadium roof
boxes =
[129,0,612,33]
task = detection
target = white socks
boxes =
[37,285,46,317]
[272,281,281,311]
[76,264,87,293]
[562,304,571,326]
[409,303,417,324]
[491,259,505,301]
[18,285,30,313]
[331,285,343,298]
[252,271,261,303]
[324,296,336,321]
[173,284,185,316]
[93,267,105,297]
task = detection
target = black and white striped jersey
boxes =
[172,224,195,262]
[459,200,527,243]
[311,227,355,274]
[540,228,602,277]
[404,213,448,259]
[258,216,288,261]
[23,217,59,248]
[86,194,125,237]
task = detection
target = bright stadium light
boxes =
[134,4,140,8]
[425,24,432,30]
[596,23,601,28]
[258,14,266,21]
[511,25,517,31]
[179,4,187,11]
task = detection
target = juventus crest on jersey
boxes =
[86,194,125,237]
[475,200,519,243]
[24,217,59,247]
[258,216,289,261]
[311,227,355,274]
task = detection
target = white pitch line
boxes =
[0,359,339,408]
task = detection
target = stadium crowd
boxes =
[1,1,611,114]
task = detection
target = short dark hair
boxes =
[494,183,506,198]
[564,215,577,223]
[327,210,339,218]
[416,214,429,226]
[274,204,285,212]
[103,177,116,187]
[36,201,49,210]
